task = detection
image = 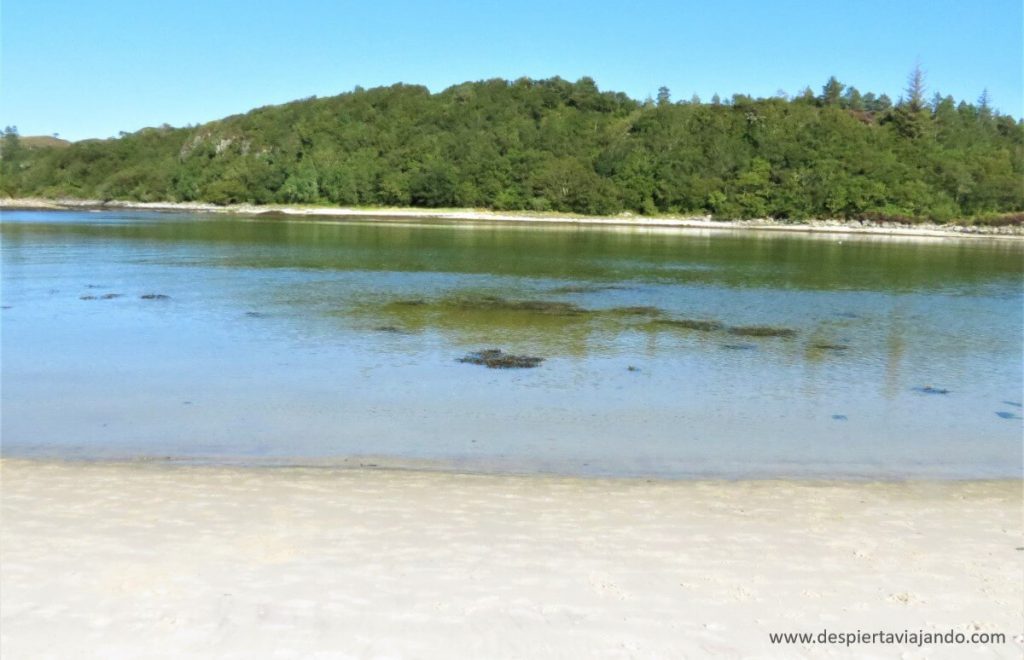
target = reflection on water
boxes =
[2,210,1022,478]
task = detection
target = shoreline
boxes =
[2,458,1021,658]
[3,196,1022,239]
[2,452,1020,482]
[3,456,1022,486]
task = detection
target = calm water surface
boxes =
[2,210,1021,478]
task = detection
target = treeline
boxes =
[2,75,1022,223]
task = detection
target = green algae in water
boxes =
[448,295,587,316]
[606,305,663,316]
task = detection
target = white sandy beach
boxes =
[1,459,1020,659]
[2,196,1022,239]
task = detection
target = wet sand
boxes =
[1,459,1020,658]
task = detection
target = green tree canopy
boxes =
[3,76,1021,224]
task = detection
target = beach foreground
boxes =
[1,460,1021,658]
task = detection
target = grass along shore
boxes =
[2,196,1022,239]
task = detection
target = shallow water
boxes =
[2,210,1021,478]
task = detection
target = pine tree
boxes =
[905,63,926,112]
[820,76,844,106]
[977,89,992,117]
[656,86,671,107]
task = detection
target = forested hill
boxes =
[2,76,1022,223]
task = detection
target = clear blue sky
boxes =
[2,0,1020,141]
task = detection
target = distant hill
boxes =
[19,135,72,149]
[1,77,1021,223]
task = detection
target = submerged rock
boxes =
[548,284,628,294]
[727,325,797,338]
[374,325,409,334]
[458,349,544,369]
[995,411,1021,420]
[654,318,724,332]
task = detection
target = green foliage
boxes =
[1,126,25,196]
[409,161,457,207]
[3,76,1022,223]
[280,166,319,204]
